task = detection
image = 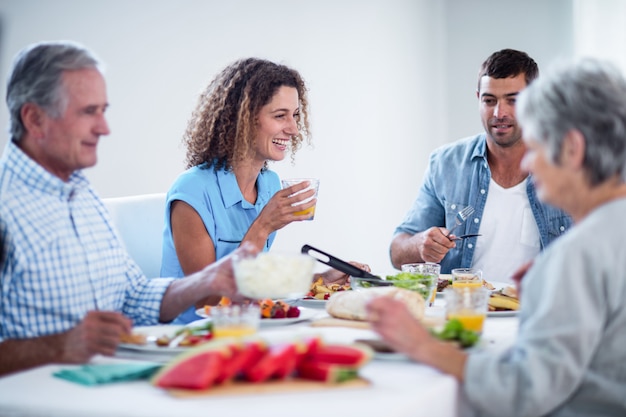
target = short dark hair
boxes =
[477,49,539,92]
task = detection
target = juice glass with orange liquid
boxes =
[444,287,490,333]
[210,305,260,338]
[451,268,483,289]
[281,178,320,220]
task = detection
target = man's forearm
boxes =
[0,334,65,377]
[390,232,426,268]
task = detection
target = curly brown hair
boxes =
[183,58,311,170]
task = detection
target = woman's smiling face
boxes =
[252,85,300,163]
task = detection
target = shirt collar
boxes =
[3,141,90,200]
[471,133,489,161]
[216,167,272,209]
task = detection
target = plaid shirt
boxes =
[0,142,173,341]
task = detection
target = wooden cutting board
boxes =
[167,377,370,398]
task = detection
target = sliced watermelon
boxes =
[244,342,298,383]
[151,340,232,390]
[297,361,359,383]
[215,339,267,383]
[306,343,373,367]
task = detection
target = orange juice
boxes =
[448,312,485,333]
[213,325,257,338]
[452,280,483,289]
[293,205,315,217]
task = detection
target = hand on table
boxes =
[61,311,132,363]
[366,296,432,361]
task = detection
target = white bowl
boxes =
[233,252,315,299]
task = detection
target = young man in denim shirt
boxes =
[390,49,572,281]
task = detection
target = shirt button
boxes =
[468,243,473,248]
[560,226,565,232]
[474,218,479,223]
[480,189,486,194]
[451,204,456,210]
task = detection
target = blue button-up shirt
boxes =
[394,133,572,273]
[0,142,173,342]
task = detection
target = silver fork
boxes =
[445,205,475,238]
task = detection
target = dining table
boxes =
[0,298,518,417]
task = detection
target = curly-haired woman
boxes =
[160,58,365,323]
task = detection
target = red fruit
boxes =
[272,307,286,319]
[244,343,297,382]
[286,306,300,318]
[297,361,359,383]
[307,343,373,367]
[151,341,231,389]
[323,293,331,300]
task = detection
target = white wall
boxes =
[0,0,577,274]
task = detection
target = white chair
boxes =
[102,193,167,278]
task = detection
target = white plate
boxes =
[487,309,518,317]
[437,279,512,296]
[194,306,320,326]
[118,325,188,354]
[296,298,327,308]
[373,351,410,361]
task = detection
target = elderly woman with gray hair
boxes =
[366,58,626,417]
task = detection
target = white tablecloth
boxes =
[0,305,518,417]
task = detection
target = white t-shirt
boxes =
[472,177,540,283]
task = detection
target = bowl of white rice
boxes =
[232,252,316,299]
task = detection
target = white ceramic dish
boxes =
[437,279,511,296]
[487,309,518,317]
[118,325,187,354]
[296,298,327,308]
[194,306,319,326]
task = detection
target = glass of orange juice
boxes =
[444,287,489,333]
[451,268,483,289]
[281,178,320,220]
[210,304,260,338]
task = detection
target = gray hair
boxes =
[517,58,626,185]
[6,41,102,142]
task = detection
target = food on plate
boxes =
[119,332,147,345]
[258,299,300,319]
[488,286,519,311]
[437,277,452,292]
[326,286,425,321]
[431,318,480,348]
[155,321,214,347]
[152,336,373,390]
[233,252,315,299]
[305,276,350,300]
[438,277,495,292]
[204,299,300,319]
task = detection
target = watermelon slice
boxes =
[307,343,373,367]
[151,340,233,390]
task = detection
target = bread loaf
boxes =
[326,287,425,321]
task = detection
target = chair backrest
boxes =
[102,193,167,278]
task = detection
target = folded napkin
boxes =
[54,362,161,386]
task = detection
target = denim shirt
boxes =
[394,133,573,273]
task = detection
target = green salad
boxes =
[385,271,436,301]
[430,318,480,348]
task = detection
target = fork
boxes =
[445,205,475,238]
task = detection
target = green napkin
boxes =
[54,362,162,386]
